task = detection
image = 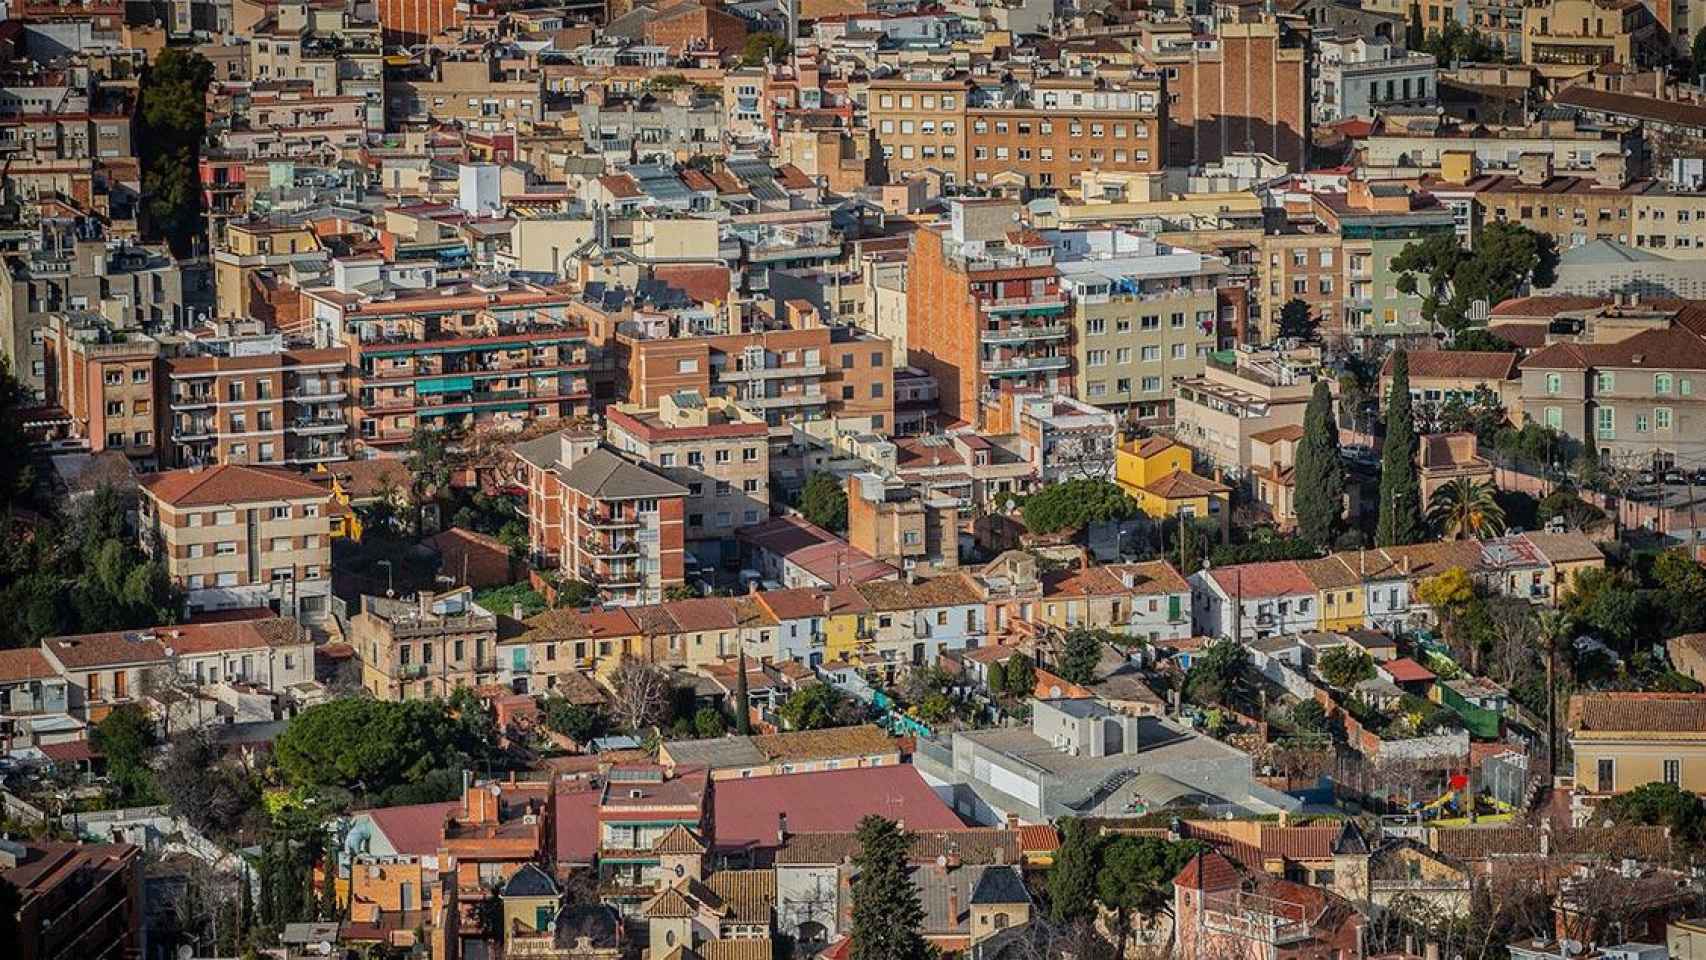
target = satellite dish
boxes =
[178,947,194,960]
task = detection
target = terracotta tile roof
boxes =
[775,827,1020,865]
[1488,323,1550,348]
[654,264,732,305]
[598,174,642,199]
[1383,350,1518,381]
[425,527,515,589]
[360,800,459,857]
[711,766,962,854]
[1521,531,1604,565]
[698,942,774,960]
[0,649,58,682]
[1105,561,1191,595]
[662,597,742,633]
[1018,824,1059,853]
[755,586,841,621]
[1297,555,1362,590]
[1206,560,1315,599]
[319,458,410,500]
[43,630,169,669]
[141,464,330,507]
[1142,469,1230,499]
[1568,691,1706,733]
[1127,435,1180,458]
[1249,424,1306,444]
[1554,84,1706,131]
[652,824,707,854]
[1489,295,1611,319]
[775,164,815,189]
[1173,850,1241,891]
[748,724,898,761]
[1519,326,1706,371]
[1382,657,1436,684]
[705,869,776,924]
[1433,825,1671,861]
[518,606,640,643]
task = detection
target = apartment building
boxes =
[352,588,502,701]
[1313,180,1456,338]
[138,464,335,621]
[595,765,708,914]
[866,68,973,183]
[376,0,459,43]
[385,58,542,132]
[300,270,592,453]
[40,313,165,466]
[606,393,771,561]
[1057,231,1225,423]
[165,331,350,468]
[846,472,960,572]
[907,199,1072,429]
[514,432,689,606]
[1469,154,1649,251]
[0,649,71,753]
[3,841,142,960]
[1516,303,1706,469]
[1006,390,1121,483]
[1172,347,1319,476]
[1137,19,1310,171]
[1258,230,1344,342]
[964,77,1166,190]
[1521,0,1663,72]
[1314,37,1437,123]
[210,220,326,316]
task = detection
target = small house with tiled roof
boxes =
[1189,560,1320,642]
[1114,435,1231,542]
[1568,691,1706,797]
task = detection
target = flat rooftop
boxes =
[960,716,1244,779]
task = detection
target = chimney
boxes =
[1005,813,1020,830]
[1516,152,1553,187]
[513,602,525,620]
[948,890,960,921]
[1539,823,1551,857]
[777,812,789,844]
[994,843,1006,865]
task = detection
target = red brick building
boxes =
[514,433,688,605]
[1143,20,1310,172]
[643,0,749,58]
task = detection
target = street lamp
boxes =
[377,559,395,597]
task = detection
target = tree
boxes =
[1048,818,1100,923]
[1184,639,1249,707]
[0,358,35,513]
[1537,608,1570,776]
[1377,349,1425,546]
[1538,490,1606,532]
[1057,628,1107,685]
[692,707,727,739]
[541,699,609,743]
[986,659,1007,695]
[1277,299,1320,342]
[850,816,927,960]
[139,50,214,256]
[1392,223,1554,337]
[800,472,848,533]
[1022,479,1139,534]
[740,31,790,67]
[94,704,158,804]
[778,683,848,731]
[1293,381,1346,549]
[1406,4,1425,49]
[157,728,259,840]
[734,651,752,735]
[1004,652,1036,697]
[1695,26,1706,81]
[1096,837,1202,960]
[1600,782,1706,845]
[274,698,481,800]
[608,659,674,732]
[1290,699,1329,737]
[405,428,457,514]
[1317,647,1375,690]
[1450,329,1516,352]
[1427,477,1507,540]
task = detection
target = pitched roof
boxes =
[141,464,330,507]
[969,865,1030,905]
[555,781,602,865]
[502,862,558,898]
[706,869,776,924]
[1142,469,1230,498]
[1382,657,1437,684]
[1249,424,1306,444]
[1018,824,1059,853]
[747,724,898,762]
[653,824,708,855]
[1568,691,1706,734]
[775,828,1021,866]
[1173,850,1241,891]
[711,766,963,854]
[0,649,58,682]
[1519,326,1706,372]
[1205,560,1315,598]
[361,800,459,857]
[556,448,688,500]
[1383,350,1518,381]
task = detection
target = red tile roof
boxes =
[1384,350,1519,381]
[141,464,331,507]
[361,800,459,857]
[1382,657,1437,684]
[1206,560,1315,599]
[1018,824,1060,853]
[555,781,602,866]
[1568,691,1706,733]
[1173,850,1241,891]
[1519,326,1706,372]
[709,766,963,854]
[653,264,732,305]
[0,649,57,682]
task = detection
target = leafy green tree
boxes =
[1096,837,1203,960]
[850,817,926,960]
[1377,349,1425,546]
[0,358,35,513]
[157,728,259,840]
[693,707,727,739]
[1427,477,1507,540]
[1317,647,1375,690]
[1290,699,1329,736]
[555,579,600,608]
[1004,652,1036,697]
[1601,782,1706,845]
[1392,223,1555,336]
[1184,639,1249,707]
[778,684,848,731]
[405,427,457,517]
[1695,26,1706,80]
[740,31,790,67]
[1058,628,1108,685]
[1538,490,1605,532]
[1022,479,1139,534]
[139,50,214,255]
[1406,5,1424,49]
[274,698,484,800]
[800,472,848,533]
[1562,567,1648,653]
[1049,818,1101,923]
[1450,329,1516,352]
[94,704,159,804]
[916,692,953,724]
[986,659,1007,694]
[1293,381,1346,549]
[1278,298,1319,342]
[541,699,609,743]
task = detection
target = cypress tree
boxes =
[850,816,926,960]
[1377,349,1425,546]
[1047,817,1101,923]
[734,651,751,735]
[1293,380,1346,550]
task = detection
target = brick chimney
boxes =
[1516,152,1553,187]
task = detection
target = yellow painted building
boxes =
[1114,436,1231,541]
[1298,555,1367,632]
[821,585,873,663]
[1568,691,1706,796]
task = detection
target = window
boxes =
[271,537,293,552]
[743,447,758,462]
[216,541,238,556]
[1596,371,1615,393]
[1635,413,1649,433]
[660,453,676,467]
[271,506,290,520]
[1597,757,1615,792]
[1545,406,1563,429]
[687,451,703,467]
[676,359,699,374]
[1657,407,1673,430]
[1546,373,1562,395]
[1142,376,1162,393]
[1656,373,1674,394]
[1666,758,1682,786]
[1596,406,1616,438]
[715,449,730,464]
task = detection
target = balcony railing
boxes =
[719,363,829,382]
[982,354,1071,375]
[983,323,1069,344]
[1200,894,1311,945]
[578,564,642,588]
[288,418,349,434]
[981,293,1069,313]
[579,509,640,528]
[581,537,640,558]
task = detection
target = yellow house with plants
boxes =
[1114,436,1231,542]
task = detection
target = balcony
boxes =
[719,363,829,382]
[578,564,642,588]
[172,392,216,409]
[982,354,1071,375]
[740,390,828,409]
[1200,893,1311,945]
[287,444,348,464]
[579,509,640,529]
[173,423,218,441]
[581,537,640,558]
[983,323,1069,344]
[288,418,349,435]
[981,293,1069,314]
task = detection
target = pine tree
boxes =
[850,816,926,960]
[1377,349,1425,546]
[1293,380,1345,550]
[734,651,751,735]
[1048,818,1101,923]
[320,837,339,919]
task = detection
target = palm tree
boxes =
[1537,608,1572,780]
[1426,477,1507,539]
